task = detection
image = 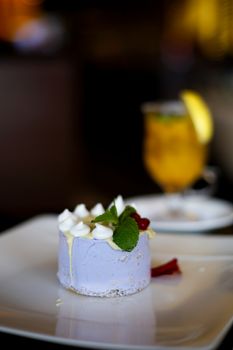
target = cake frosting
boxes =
[57,195,155,297]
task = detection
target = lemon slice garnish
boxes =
[180,90,213,144]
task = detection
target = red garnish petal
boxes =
[151,258,181,277]
[138,218,150,230]
[131,212,150,230]
[130,212,141,222]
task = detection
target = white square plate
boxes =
[0,215,233,350]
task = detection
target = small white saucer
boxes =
[126,194,233,232]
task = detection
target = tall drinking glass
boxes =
[142,101,208,220]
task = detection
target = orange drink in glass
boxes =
[142,101,207,194]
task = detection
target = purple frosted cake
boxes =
[57,195,155,297]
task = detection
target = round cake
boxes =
[57,195,155,297]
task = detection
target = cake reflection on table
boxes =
[55,286,156,346]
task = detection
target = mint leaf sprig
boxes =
[92,204,139,252]
[92,204,118,225]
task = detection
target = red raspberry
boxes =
[138,218,150,230]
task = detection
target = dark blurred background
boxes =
[0,0,233,230]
